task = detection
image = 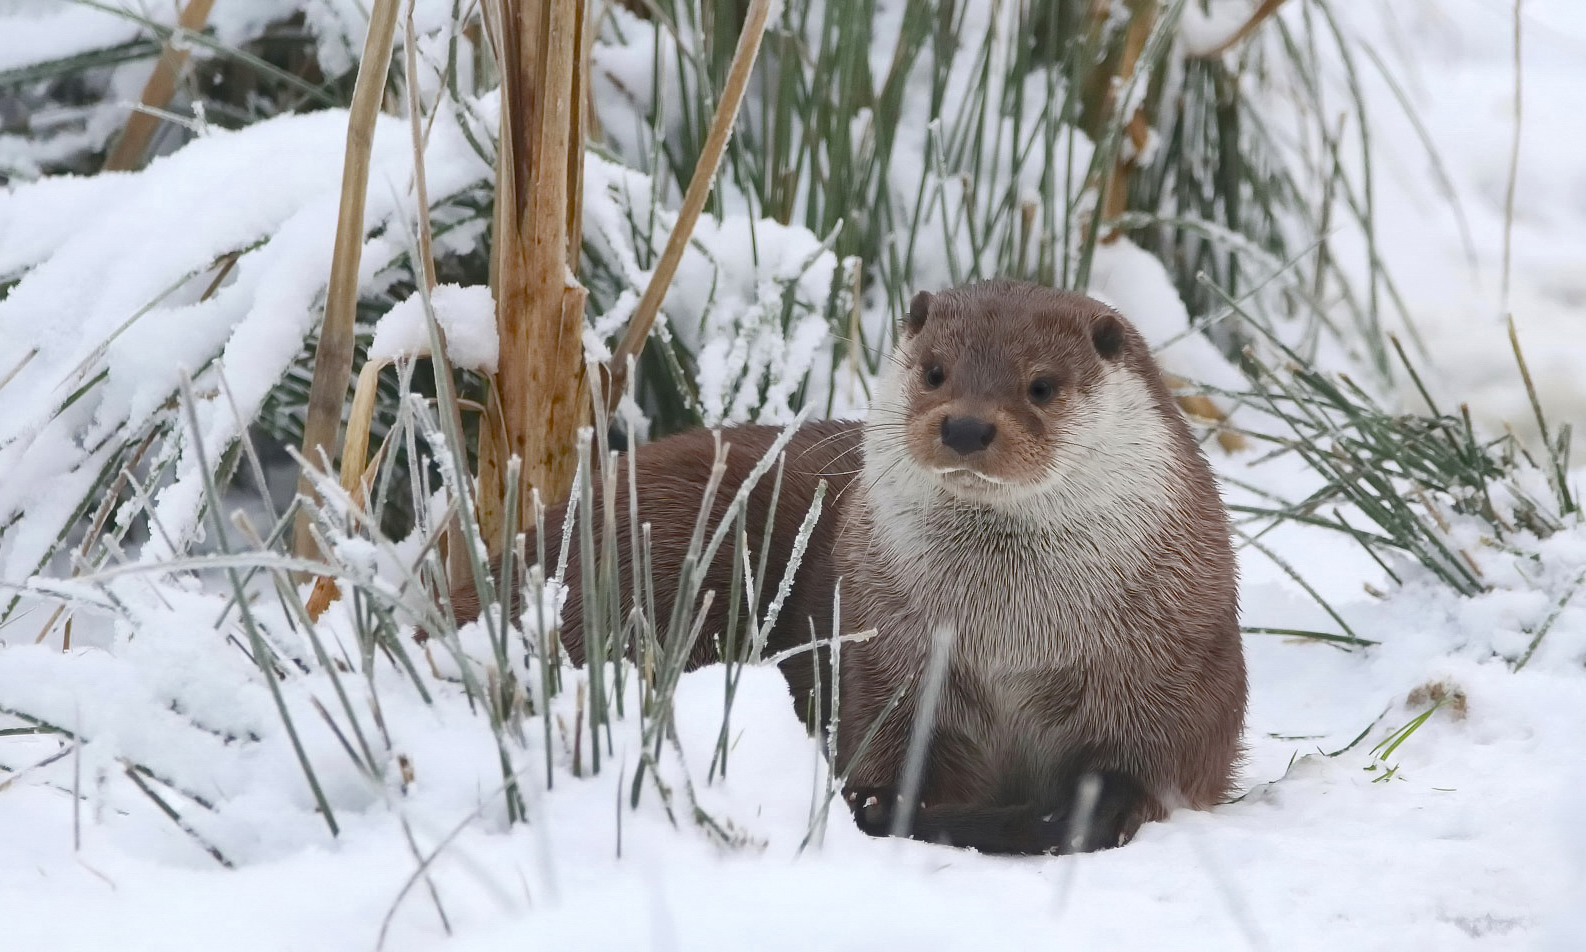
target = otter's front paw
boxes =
[844,786,896,836]
[844,786,921,838]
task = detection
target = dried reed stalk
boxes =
[1095,0,1158,234]
[1087,1,1248,450]
[102,0,216,171]
[292,0,402,563]
[308,2,457,619]
[603,0,775,413]
[304,356,387,619]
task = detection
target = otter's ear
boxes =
[904,291,933,337]
[1092,314,1125,360]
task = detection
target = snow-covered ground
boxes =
[3,1,1586,950]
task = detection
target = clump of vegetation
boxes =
[1223,301,1576,601]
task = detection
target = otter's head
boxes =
[865,281,1181,512]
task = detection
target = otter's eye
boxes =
[923,364,946,389]
[1028,377,1056,404]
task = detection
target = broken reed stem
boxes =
[342,358,388,509]
[102,0,216,171]
[1162,371,1248,453]
[406,5,439,296]
[1089,0,1157,236]
[1185,0,1290,59]
[292,0,402,564]
[303,356,389,620]
[604,0,775,413]
[479,0,592,552]
[1507,315,1551,450]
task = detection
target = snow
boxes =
[0,5,146,74]
[368,284,498,373]
[4,0,1586,949]
[1089,237,1251,393]
[1180,2,1264,60]
[0,0,362,79]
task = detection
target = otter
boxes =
[832,281,1244,853]
[450,280,1245,854]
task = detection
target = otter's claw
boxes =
[844,786,925,838]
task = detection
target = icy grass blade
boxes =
[1234,527,1365,648]
[403,398,528,823]
[706,505,750,784]
[628,439,730,804]
[576,428,607,777]
[809,580,841,847]
[751,479,826,662]
[1508,316,1577,517]
[1513,569,1586,672]
[121,760,234,869]
[890,623,953,838]
[374,762,546,952]
[798,654,912,855]
[1241,626,1378,648]
[176,375,339,837]
[713,468,832,779]
[237,511,382,779]
[590,374,629,722]
[0,38,161,87]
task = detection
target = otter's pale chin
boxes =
[932,466,1007,485]
[929,466,1040,505]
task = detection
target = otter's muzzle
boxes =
[940,416,997,455]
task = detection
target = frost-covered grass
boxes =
[4,0,1586,949]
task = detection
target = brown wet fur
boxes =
[448,280,1246,855]
[448,419,862,712]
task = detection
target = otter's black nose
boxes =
[941,416,996,455]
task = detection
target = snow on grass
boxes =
[0,101,492,578]
[0,0,415,80]
[0,2,153,74]
[369,284,498,373]
[578,152,847,425]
